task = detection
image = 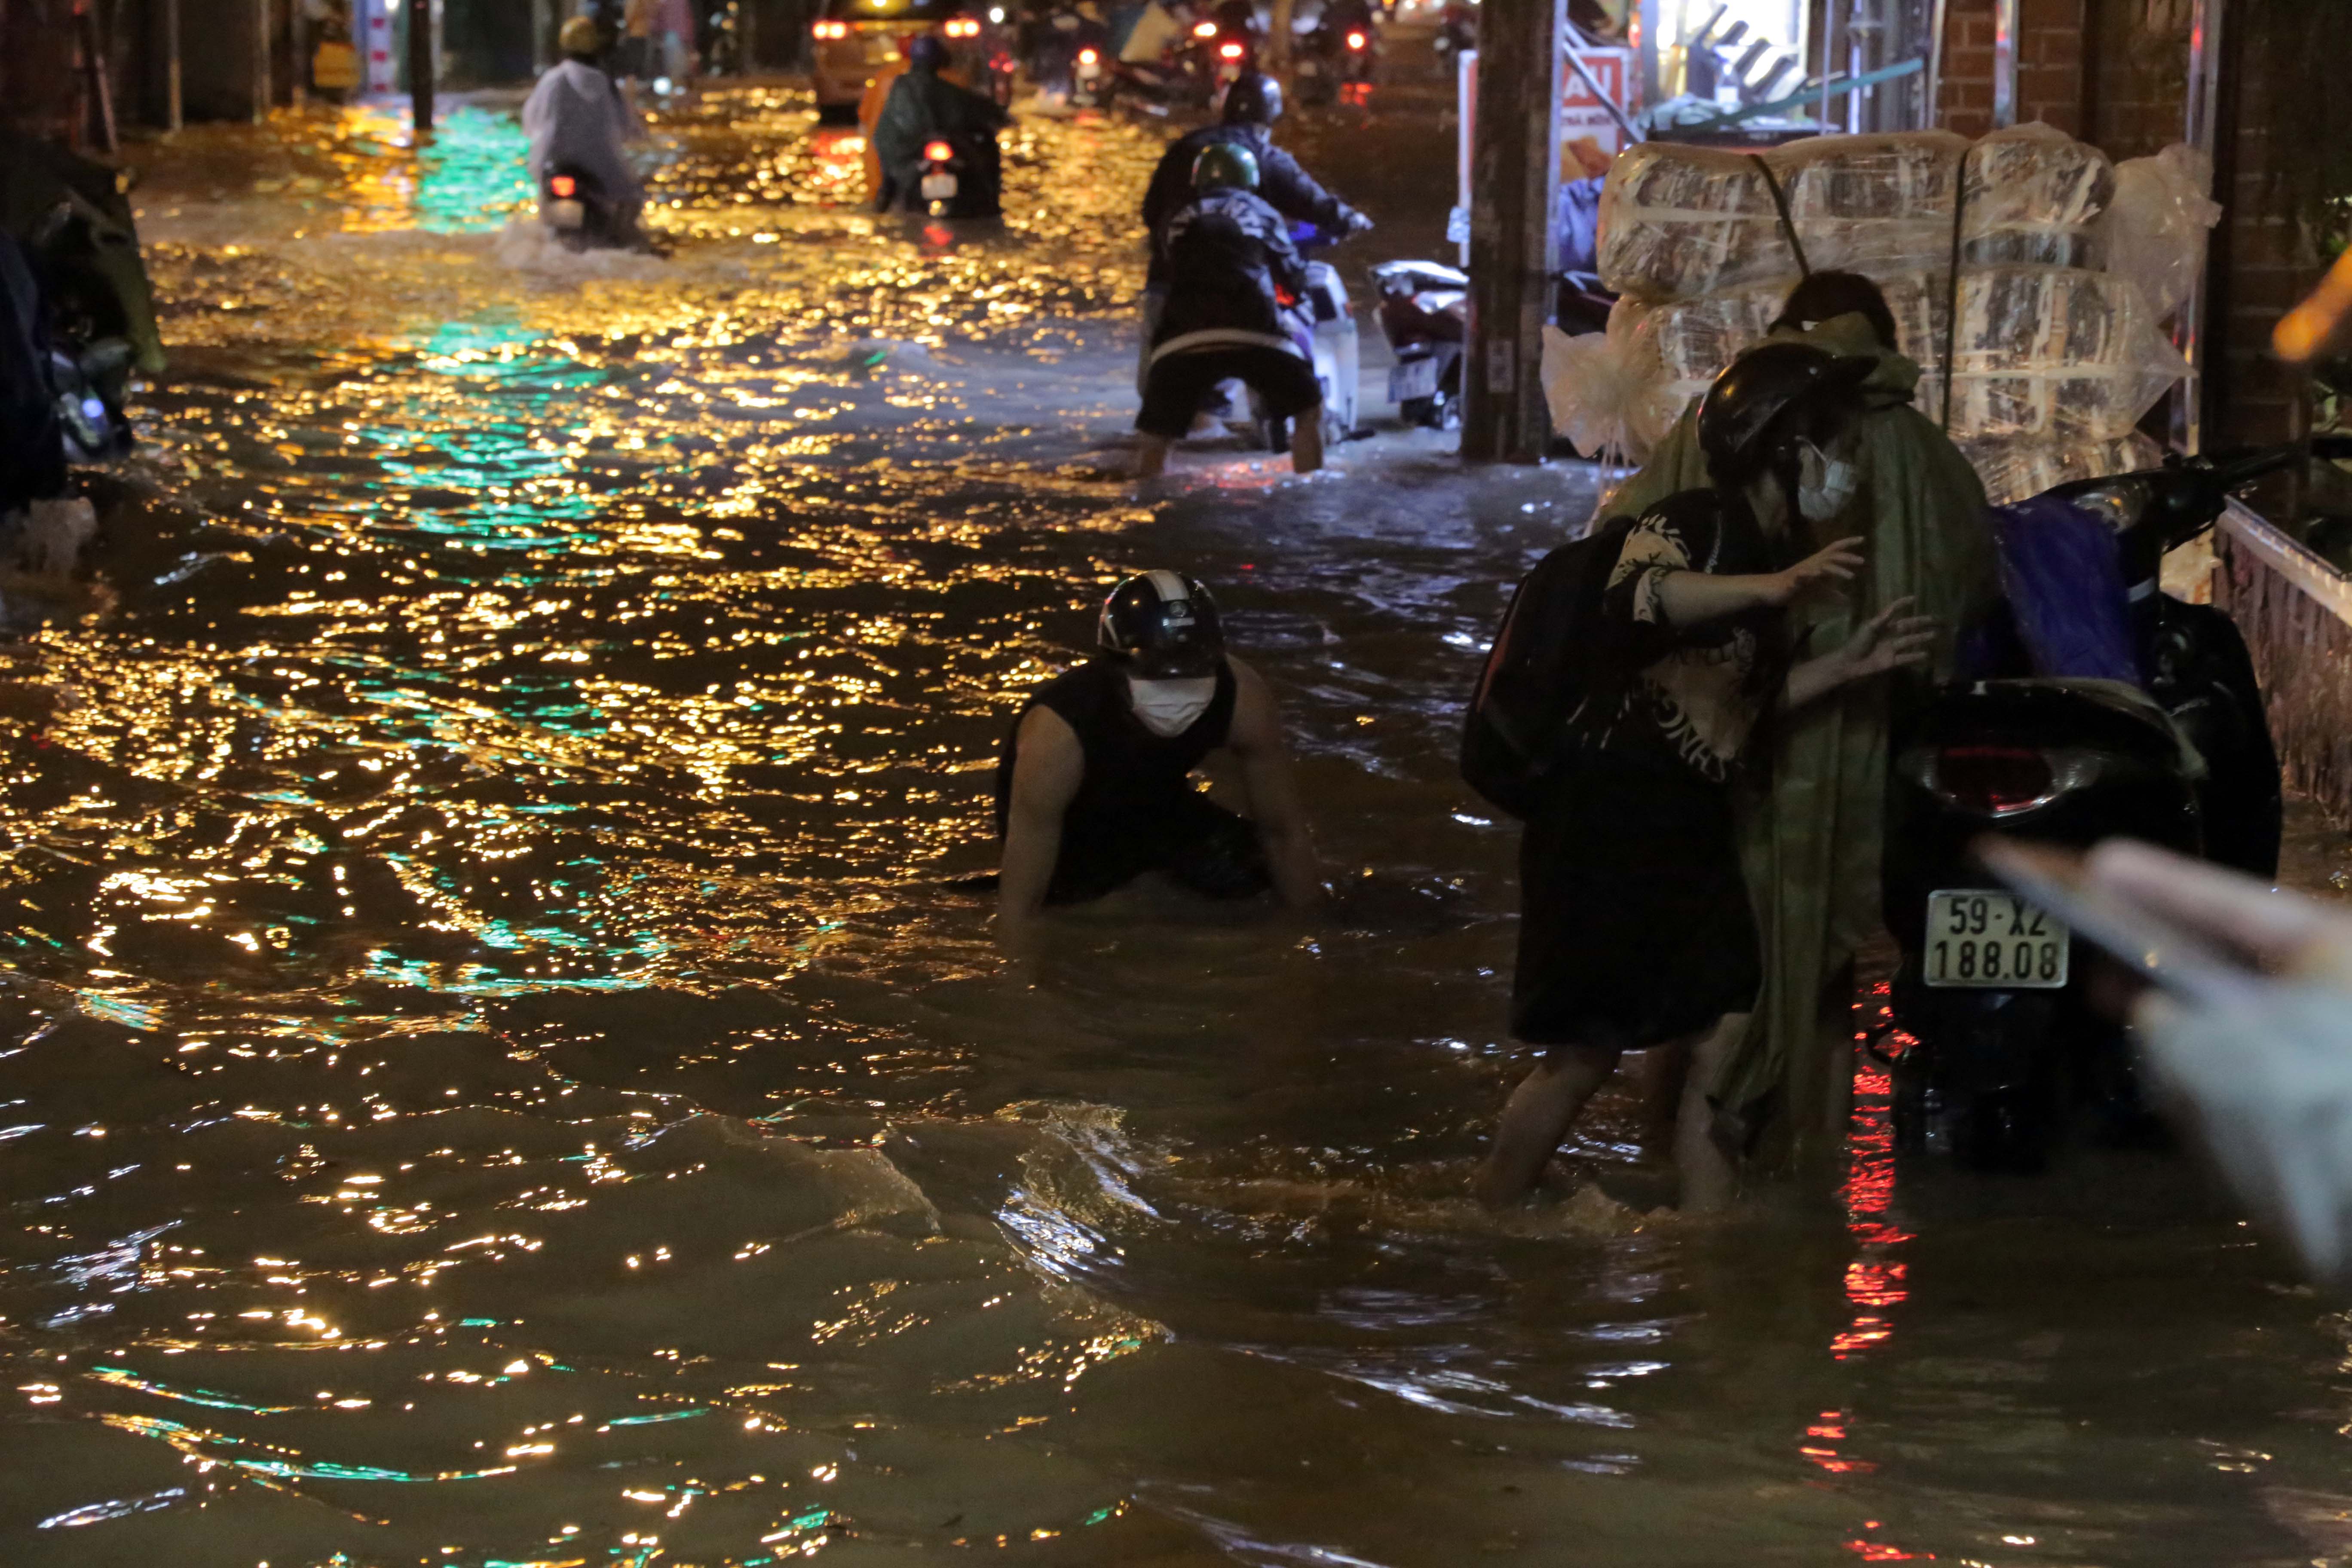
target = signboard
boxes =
[1455,46,1638,259]
[1560,46,1635,168]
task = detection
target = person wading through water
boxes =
[1475,343,1941,1210]
[1604,270,1996,1175]
[993,570,1323,949]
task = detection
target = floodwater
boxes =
[6,78,2352,1568]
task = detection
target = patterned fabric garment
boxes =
[1574,488,1791,783]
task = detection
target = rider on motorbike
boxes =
[873,34,1010,216]
[521,17,649,246]
[1141,72,1368,265]
[1137,70,1369,389]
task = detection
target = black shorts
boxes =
[1136,345,1320,440]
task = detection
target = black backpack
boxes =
[1460,514,1636,819]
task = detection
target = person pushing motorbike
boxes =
[1136,144,1329,477]
[994,570,1322,946]
[873,34,1010,217]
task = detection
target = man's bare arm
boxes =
[997,705,1084,942]
[1224,657,1323,910]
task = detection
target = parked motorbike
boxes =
[1372,257,1465,429]
[539,164,632,252]
[1883,442,2312,1173]
[1372,263,1610,432]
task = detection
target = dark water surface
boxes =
[4,84,2352,1568]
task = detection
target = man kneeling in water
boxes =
[995,570,1323,943]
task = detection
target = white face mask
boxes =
[1796,438,1861,523]
[1126,674,1216,737]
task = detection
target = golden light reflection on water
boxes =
[4,79,2345,1568]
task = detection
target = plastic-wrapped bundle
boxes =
[1633,266,2186,442]
[1958,431,2163,507]
[1960,122,2116,269]
[1597,127,2114,301]
[1593,141,1784,304]
[1938,269,2187,441]
[2095,143,2223,322]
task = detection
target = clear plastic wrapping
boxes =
[2096,143,2223,322]
[1957,431,2164,507]
[1539,312,1681,466]
[1597,127,2115,302]
[1633,265,2188,442]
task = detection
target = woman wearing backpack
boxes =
[1473,343,1939,1212]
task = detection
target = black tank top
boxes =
[993,656,1238,847]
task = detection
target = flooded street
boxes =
[8,78,2352,1568]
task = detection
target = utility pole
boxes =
[1461,0,1565,464]
[406,0,433,133]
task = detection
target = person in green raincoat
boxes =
[1605,271,1996,1182]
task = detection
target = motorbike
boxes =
[1185,13,1257,104]
[1882,442,2318,1173]
[910,133,1002,219]
[1295,14,1375,103]
[1071,41,1111,104]
[1371,257,1465,429]
[1249,219,1360,453]
[1432,0,1473,64]
[539,164,633,252]
[1372,262,1610,432]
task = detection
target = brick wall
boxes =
[1932,0,2314,448]
[1933,0,2083,140]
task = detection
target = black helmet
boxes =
[1191,141,1260,194]
[1098,570,1226,678]
[1222,70,1283,126]
[908,32,952,70]
[1696,341,1874,487]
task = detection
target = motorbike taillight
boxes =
[1933,744,2058,818]
[1078,46,1098,62]
[1219,39,1243,57]
[1345,28,1366,47]
[550,175,577,198]
[924,140,954,162]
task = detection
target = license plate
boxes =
[921,172,959,200]
[547,199,585,230]
[1388,356,1438,402]
[1924,889,2069,989]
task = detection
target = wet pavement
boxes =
[5,70,2352,1568]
